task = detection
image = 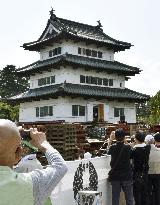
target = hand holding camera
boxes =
[19,127,49,153]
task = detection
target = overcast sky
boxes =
[0,0,159,96]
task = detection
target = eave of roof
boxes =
[8,83,150,103]
[17,54,140,76]
[22,14,132,52]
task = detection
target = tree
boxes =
[0,65,29,98]
[136,102,150,123]
[147,90,160,125]
[136,91,160,125]
[0,102,19,121]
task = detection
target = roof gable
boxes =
[23,10,132,52]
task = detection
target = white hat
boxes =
[145,134,154,142]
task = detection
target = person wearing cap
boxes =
[131,131,151,205]
[0,119,68,205]
[107,129,134,205]
[148,132,160,205]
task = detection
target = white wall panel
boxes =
[19,97,136,123]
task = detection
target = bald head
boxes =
[0,119,20,140]
[0,119,22,167]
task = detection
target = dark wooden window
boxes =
[114,108,124,117]
[91,77,98,85]
[80,75,85,83]
[36,107,39,117]
[72,105,85,116]
[38,106,53,117]
[98,51,103,58]
[46,77,50,84]
[86,76,92,84]
[44,106,48,116]
[39,78,46,86]
[86,49,91,56]
[38,76,55,86]
[54,48,58,55]
[52,49,55,56]
[72,105,78,116]
[57,47,61,54]
[38,78,43,86]
[97,78,102,85]
[109,79,113,86]
[103,78,108,86]
[51,76,55,84]
[78,47,103,59]
[79,106,85,116]
[83,48,86,55]
[49,106,53,116]
[120,108,124,116]
[40,107,44,117]
[78,47,81,54]
[49,50,52,57]
[114,108,119,117]
[92,50,97,57]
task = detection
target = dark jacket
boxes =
[108,142,132,181]
[131,144,151,173]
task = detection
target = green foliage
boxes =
[137,91,160,125]
[136,102,150,123]
[147,90,160,125]
[0,102,19,121]
[0,65,29,98]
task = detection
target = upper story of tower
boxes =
[22,8,132,63]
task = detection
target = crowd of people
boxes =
[0,118,160,205]
[107,128,160,205]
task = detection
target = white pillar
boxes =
[86,103,93,121]
[104,104,109,121]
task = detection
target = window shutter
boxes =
[109,79,113,86]
[36,107,39,117]
[40,107,44,117]
[114,108,119,117]
[44,106,48,116]
[80,75,85,83]
[46,77,50,84]
[72,105,78,116]
[49,50,52,57]
[79,106,85,116]
[103,78,108,86]
[49,106,53,116]
[120,108,124,116]
[98,51,102,58]
[78,47,81,54]
[51,76,55,84]
[57,47,61,54]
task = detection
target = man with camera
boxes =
[0,119,68,205]
[107,129,134,205]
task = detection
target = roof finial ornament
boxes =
[97,20,103,28]
[50,7,55,16]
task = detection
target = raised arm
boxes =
[26,129,68,205]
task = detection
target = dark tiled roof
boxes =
[23,13,131,52]
[10,83,150,102]
[17,53,140,76]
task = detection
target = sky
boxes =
[0,0,159,96]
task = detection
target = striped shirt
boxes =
[30,144,68,205]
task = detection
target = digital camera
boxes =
[20,130,31,141]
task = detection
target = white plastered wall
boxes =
[29,66,125,89]
[39,40,114,61]
[19,97,136,123]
